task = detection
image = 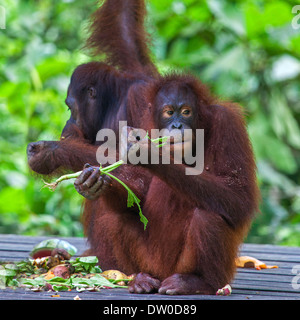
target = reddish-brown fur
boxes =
[27,0,260,294]
[82,74,260,294]
[86,0,157,76]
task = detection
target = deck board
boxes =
[0,234,300,300]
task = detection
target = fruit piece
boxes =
[30,239,77,259]
[235,256,278,270]
[216,284,232,296]
[101,270,128,280]
[44,271,55,280]
[52,265,72,279]
[43,264,73,280]
[51,248,71,261]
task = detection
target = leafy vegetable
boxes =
[1,255,129,292]
[71,256,102,273]
[18,272,128,292]
[1,0,300,247]
[43,135,168,230]
[104,170,147,229]
[145,131,169,147]
[43,160,148,230]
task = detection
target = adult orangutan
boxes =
[27,0,157,175]
[27,0,260,295]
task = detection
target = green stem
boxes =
[104,171,148,230]
[101,160,124,173]
[42,159,148,229]
[42,135,167,230]
[54,171,83,183]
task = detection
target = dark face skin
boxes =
[27,79,98,175]
[63,84,97,140]
[154,85,196,156]
[61,84,80,139]
[155,85,195,134]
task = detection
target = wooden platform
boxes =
[0,234,300,300]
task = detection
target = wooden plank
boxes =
[241,243,300,255]
[234,273,294,284]
[0,235,87,248]
[1,235,300,300]
[232,289,299,299]
[0,287,296,300]
[0,287,246,300]
[232,279,298,293]
[0,235,87,260]
[238,253,300,264]
[0,288,271,300]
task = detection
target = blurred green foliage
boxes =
[0,0,300,245]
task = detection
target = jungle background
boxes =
[0,0,300,245]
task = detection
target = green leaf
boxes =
[19,276,46,287]
[71,256,99,273]
[127,191,135,208]
[270,91,300,149]
[7,278,19,287]
[104,171,148,230]
[91,265,102,273]
[76,256,98,265]
[52,284,70,291]
[207,0,245,36]
[88,274,127,288]
[0,269,16,278]
[248,115,298,174]
[245,1,292,37]
[203,45,248,79]
[36,54,71,82]
[245,3,265,37]
[264,2,292,27]
[48,276,70,284]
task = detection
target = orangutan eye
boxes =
[181,107,192,117]
[88,87,96,99]
[162,106,174,118]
